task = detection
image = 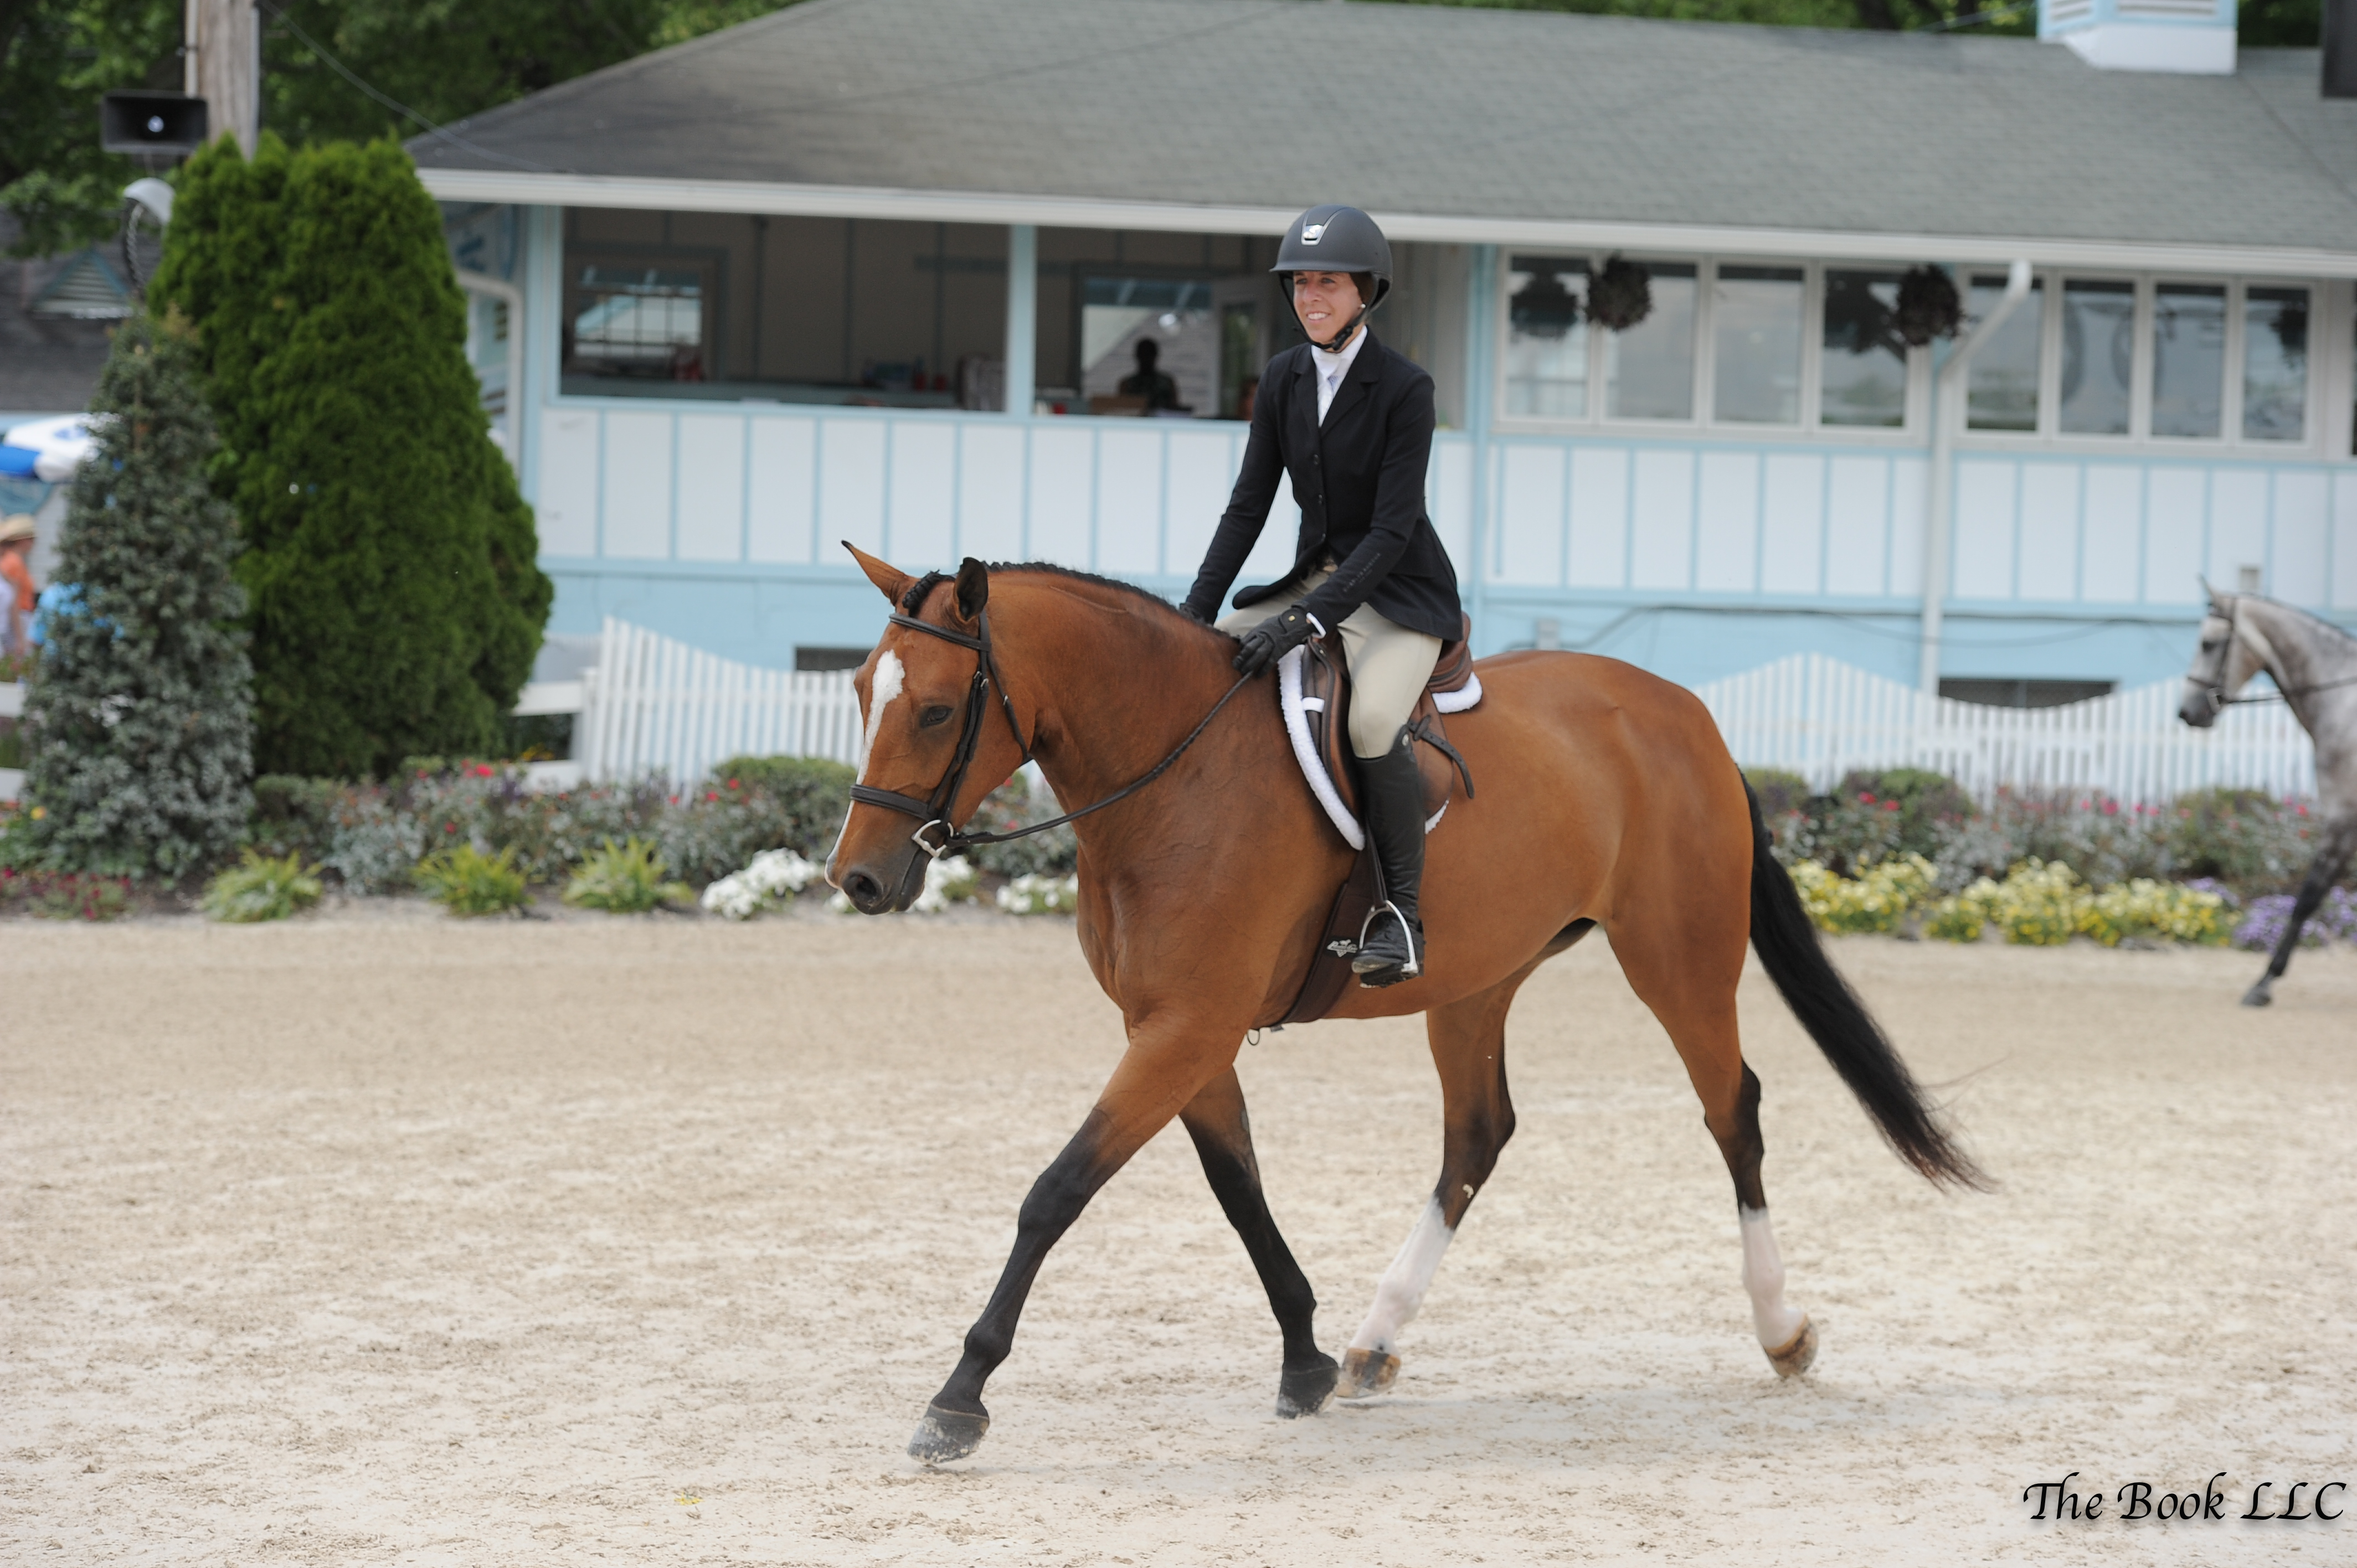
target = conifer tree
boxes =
[23,311,255,877]
[152,135,550,777]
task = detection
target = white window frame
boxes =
[1492,251,1928,442]
[1958,269,2328,455]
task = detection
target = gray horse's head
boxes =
[2178,582,2268,730]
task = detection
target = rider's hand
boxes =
[1232,604,1321,678]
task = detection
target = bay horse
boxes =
[2178,587,2357,1006]
[826,547,1983,1464]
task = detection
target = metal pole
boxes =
[1919,257,2030,694]
[1464,244,1497,652]
[1004,223,1037,415]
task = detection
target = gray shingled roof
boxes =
[410,0,2357,255]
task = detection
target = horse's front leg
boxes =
[2243,824,2356,1007]
[1180,1066,1337,1419]
[908,1017,1239,1464]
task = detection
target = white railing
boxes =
[1697,652,2316,804]
[575,617,861,783]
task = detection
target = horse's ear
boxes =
[845,541,914,606]
[2199,575,2226,611]
[953,556,989,626]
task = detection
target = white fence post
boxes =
[1695,654,2315,804]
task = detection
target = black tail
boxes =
[1743,782,1988,1191]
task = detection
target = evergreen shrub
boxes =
[152,135,550,778]
[20,311,253,878]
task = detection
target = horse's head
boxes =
[2178,581,2266,730]
[826,545,1026,913]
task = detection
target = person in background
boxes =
[1118,338,1183,414]
[0,515,35,661]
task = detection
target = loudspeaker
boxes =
[100,91,209,157]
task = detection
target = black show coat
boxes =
[1180,331,1463,641]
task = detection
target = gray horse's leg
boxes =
[2244,825,2356,1007]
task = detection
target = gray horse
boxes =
[2178,589,2357,1006]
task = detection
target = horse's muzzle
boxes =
[2176,681,2220,730]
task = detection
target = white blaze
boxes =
[829,649,907,878]
[855,649,905,781]
[1349,1196,1455,1356]
[1740,1206,1807,1350]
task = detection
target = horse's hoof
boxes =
[1275,1354,1338,1419]
[1764,1318,1818,1379]
[2241,983,2273,1008]
[907,1402,989,1464]
[1334,1347,1400,1400]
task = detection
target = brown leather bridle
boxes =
[843,582,1254,907]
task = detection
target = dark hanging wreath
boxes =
[1892,265,1963,348]
[1509,268,1582,340]
[1585,255,1651,332]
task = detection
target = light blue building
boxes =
[416,0,2357,702]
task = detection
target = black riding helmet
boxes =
[1273,204,1391,350]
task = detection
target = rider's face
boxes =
[1292,270,1362,344]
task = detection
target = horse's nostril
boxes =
[846,871,883,907]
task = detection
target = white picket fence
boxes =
[556,623,2316,803]
[575,617,861,783]
[1696,652,2315,804]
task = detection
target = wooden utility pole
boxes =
[186,0,261,155]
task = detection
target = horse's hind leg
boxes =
[2243,826,2355,1007]
[1619,936,1816,1379]
[1335,968,1532,1400]
[1180,1067,1337,1418]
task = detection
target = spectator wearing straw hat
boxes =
[1,515,35,661]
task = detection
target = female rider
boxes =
[1180,205,1461,987]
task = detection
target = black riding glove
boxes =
[1232,604,1321,678]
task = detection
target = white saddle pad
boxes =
[1277,646,1482,852]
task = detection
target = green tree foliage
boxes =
[22,311,255,878]
[0,1,182,256]
[152,134,552,777]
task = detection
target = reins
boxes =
[848,599,1253,865]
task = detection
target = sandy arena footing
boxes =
[3,907,2352,1564]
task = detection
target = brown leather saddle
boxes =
[1257,617,1479,1031]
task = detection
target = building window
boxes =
[1966,274,2043,432]
[1079,276,1216,414]
[2242,285,2307,443]
[2150,282,2226,440]
[1605,262,1696,420]
[1712,265,1804,425]
[1940,677,2117,709]
[568,263,707,380]
[2058,279,2134,436]
[1820,270,1907,429]
[1505,257,1590,417]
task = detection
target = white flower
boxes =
[995,873,1080,916]
[699,847,820,920]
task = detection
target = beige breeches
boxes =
[1219,565,1443,758]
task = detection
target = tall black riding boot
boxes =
[1351,735,1426,987]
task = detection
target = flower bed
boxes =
[1749,768,2346,951]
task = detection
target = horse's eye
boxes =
[919,705,955,729]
